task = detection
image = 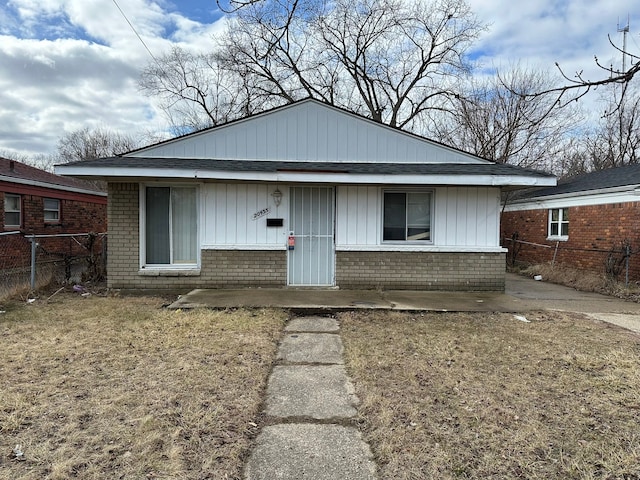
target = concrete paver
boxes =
[265,365,358,420]
[245,313,376,479]
[244,424,377,480]
[286,317,339,333]
[277,333,344,364]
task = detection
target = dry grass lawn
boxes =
[340,310,640,480]
[0,293,286,479]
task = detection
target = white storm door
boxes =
[288,186,335,286]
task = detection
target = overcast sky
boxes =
[0,0,638,159]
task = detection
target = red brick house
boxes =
[1,158,107,281]
[501,164,640,281]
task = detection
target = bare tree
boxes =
[57,127,140,163]
[557,82,640,175]
[141,0,485,131]
[139,46,257,134]
[433,66,580,169]
[524,35,640,110]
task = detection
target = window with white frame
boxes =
[548,208,569,239]
[4,194,21,227]
[44,198,60,223]
[144,186,198,266]
[383,191,432,242]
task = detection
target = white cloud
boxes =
[0,0,639,159]
[0,0,224,158]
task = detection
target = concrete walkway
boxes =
[169,274,640,334]
[243,316,377,480]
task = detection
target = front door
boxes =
[288,186,335,286]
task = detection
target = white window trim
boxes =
[547,207,569,241]
[139,183,201,272]
[44,198,61,223]
[381,188,434,244]
[4,193,21,227]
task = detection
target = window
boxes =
[383,191,432,242]
[44,198,60,223]
[4,194,21,227]
[548,208,569,239]
[144,186,198,266]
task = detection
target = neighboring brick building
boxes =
[1,158,107,269]
[501,164,640,281]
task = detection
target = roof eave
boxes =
[0,174,107,197]
[55,165,556,187]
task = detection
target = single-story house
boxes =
[501,164,640,281]
[56,99,555,292]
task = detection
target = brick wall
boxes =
[1,191,106,234]
[501,202,640,281]
[336,251,506,291]
[107,183,140,289]
[1,190,107,267]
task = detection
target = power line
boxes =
[111,0,158,63]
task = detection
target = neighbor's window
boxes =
[383,191,432,241]
[44,198,60,223]
[4,194,21,227]
[548,208,569,239]
[144,186,198,266]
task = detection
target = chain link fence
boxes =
[504,234,639,286]
[0,232,107,301]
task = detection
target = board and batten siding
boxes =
[130,101,485,165]
[199,183,501,250]
[335,185,501,249]
[201,183,288,249]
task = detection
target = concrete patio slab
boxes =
[285,317,339,333]
[265,365,358,420]
[277,333,344,364]
[244,424,377,480]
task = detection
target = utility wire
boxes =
[111,0,158,63]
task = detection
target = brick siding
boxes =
[107,183,140,289]
[336,251,505,291]
[1,191,106,234]
[1,191,107,267]
[501,202,640,281]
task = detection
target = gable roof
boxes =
[56,99,556,189]
[127,98,489,164]
[510,164,640,201]
[0,158,105,196]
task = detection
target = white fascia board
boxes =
[55,165,555,187]
[0,174,106,197]
[336,245,507,253]
[504,188,640,212]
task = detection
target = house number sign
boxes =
[252,207,271,220]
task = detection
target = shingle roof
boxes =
[0,157,103,193]
[63,156,555,179]
[512,164,640,200]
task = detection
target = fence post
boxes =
[625,243,630,287]
[29,236,37,290]
[551,241,560,268]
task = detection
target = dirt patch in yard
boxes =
[340,310,640,480]
[0,293,286,479]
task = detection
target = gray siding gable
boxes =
[129,99,488,164]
